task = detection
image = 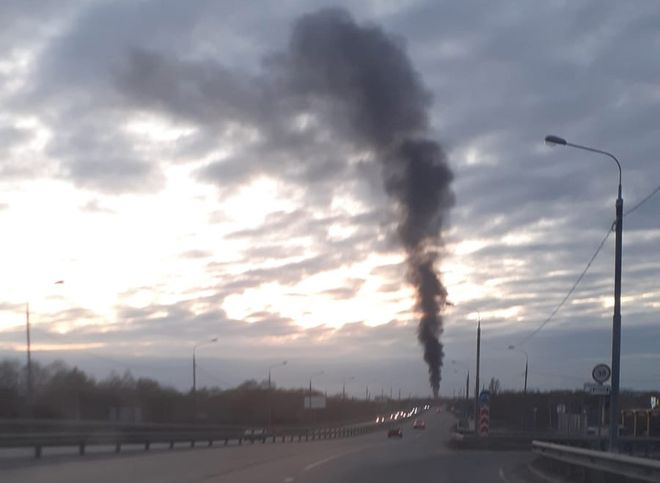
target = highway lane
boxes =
[0,411,536,483]
[294,412,534,483]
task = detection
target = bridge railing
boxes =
[532,440,660,483]
[0,414,414,458]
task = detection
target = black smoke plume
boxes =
[119,8,454,396]
[284,10,454,397]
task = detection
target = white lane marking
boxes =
[498,467,512,483]
[303,453,343,471]
[283,477,295,483]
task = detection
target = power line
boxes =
[624,184,660,217]
[514,183,660,347]
[515,228,611,347]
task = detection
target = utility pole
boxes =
[192,350,197,413]
[474,317,481,434]
[192,337,217,419]
[524,357,528,394]
[465,370,470,401]
[465,370,470,422]
[25,303,32,411]
[609,181,623,451]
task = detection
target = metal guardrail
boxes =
[0,416,411,459]
[532,440,660,482]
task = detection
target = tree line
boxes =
[0,359,413,426]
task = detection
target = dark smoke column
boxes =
[285,9,454,397]
[386,141,453,397]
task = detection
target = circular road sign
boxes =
[592,364,611,383]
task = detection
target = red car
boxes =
[413,419,426,429]
[387,428,403,438]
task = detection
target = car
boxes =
[243,428,266,440]
[387,428,403,438]
[412,419,425,429]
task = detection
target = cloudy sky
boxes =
[0,0,658,398]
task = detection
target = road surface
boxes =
[0,411,537,482]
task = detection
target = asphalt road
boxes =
[0,411,537,483]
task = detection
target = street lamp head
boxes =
[508,345,515,350]
[544,135,567,146]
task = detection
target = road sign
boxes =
[479,390,491,404]
[479,406,490,435]
[304,395,326,409]
[592,364,611,384]
[584,383,611,396]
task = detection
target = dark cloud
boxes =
[0,0,659,392]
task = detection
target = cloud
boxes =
[0,0,658,392]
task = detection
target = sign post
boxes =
[589,364,612,438]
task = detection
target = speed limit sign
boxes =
[592,364,611,384]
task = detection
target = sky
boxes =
[0,0,658,398]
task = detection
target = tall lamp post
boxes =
[451,360,470,401]
[507,345,528,394]
[192,337,217,416]
[451,360,470,423]
[25,280,64,411]
[267,360,287,428]
[545,134,623,451]
[473,313,481,435]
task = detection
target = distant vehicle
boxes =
[387,428,403,438]
[243,428,265,438]
[412,419,425,429]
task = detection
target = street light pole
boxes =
[452,360,470,423]
[474,315,481,435]
[545,135,623,451]
[25,280,64,413]
[267,361,287,428]
[508,345,529,394]
[25,303,32,408]
[307,371,324,408]
[192,337,218,418]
